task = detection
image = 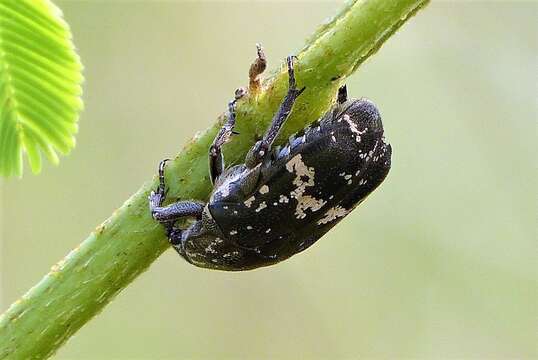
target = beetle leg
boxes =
[208,87,247,184]
[150,201,205,223]
[246,56,305,167]
[209,100,235,184]
[167,227,183,246]
[249,43,267,94]
[337,84,348,104]
[148,159,170,212]
[149,159,205,223]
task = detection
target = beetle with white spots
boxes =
[148,50,391,271]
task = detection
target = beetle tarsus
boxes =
[286,55,306,97]
[158,159,169,192]
[235,87,247,100]
[286,56,297,88]
[149,159,170,215]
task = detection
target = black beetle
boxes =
[149,50,391,271]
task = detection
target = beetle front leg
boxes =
[209,96,242,184]
[148,159,170,213]
[151,201,205,223]
[149,159,205,223]
[246,56,305,167]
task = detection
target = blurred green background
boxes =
[1,1,536,359]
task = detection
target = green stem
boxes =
[0,1,429,358]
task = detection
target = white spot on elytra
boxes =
[247,226,253,230]
[255,201,267,212]
[205,242,218,254]
[285,154,327,219]
[279,195,289,203]
[259,185,269,194]
[317,206,351,225]
[265,228,271,233]
[229,230,238,235]
[244,196,255,208]
[295,195,326,219]
[343,114,366,143]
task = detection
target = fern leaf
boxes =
[0,0,83,177]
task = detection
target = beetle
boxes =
[149,50,392,271]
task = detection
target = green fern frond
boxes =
[0,0,83,177]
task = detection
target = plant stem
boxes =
[0,1,429,358]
